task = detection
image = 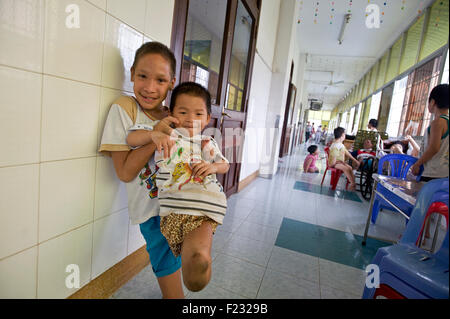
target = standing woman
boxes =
[411,84,449,181]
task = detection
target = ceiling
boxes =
[297,0,435,111]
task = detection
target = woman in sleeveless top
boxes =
[411,84,449,181]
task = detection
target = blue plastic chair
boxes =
[362,178,449,299]
[371,154,424,224]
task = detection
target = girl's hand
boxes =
[411,163,421,176]
[154,116,180,135]
[151,131,175,159]
[191,160,217,179]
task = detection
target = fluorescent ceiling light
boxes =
[338,14,352,45]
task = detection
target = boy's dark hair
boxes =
[307,145,318,155]
[334,127,345,139]
[132,42,176,78]
[170,82,212,114]
[369,119,378,128]
[429,84,449,109]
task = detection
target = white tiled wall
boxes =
[0,0,173,299]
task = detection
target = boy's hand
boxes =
[154,116,180,135]
[191,160,217,179]
[151,131,175,159]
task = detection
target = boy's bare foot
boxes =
[348,183,356,191]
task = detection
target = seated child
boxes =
[328,127,360,191]
[353,139,376,169]
[127,82,230,292]
[304,145,320,173]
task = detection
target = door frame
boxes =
[170,0,261,197]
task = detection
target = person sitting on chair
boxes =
[353,139,376,169]
[329,127,360,191]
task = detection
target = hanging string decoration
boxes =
[435,1,445,27]
[298,0,303,24]
[330,0,335,24]
[418,0,425,15]
[314,1,320,25]
[347,0,353,13]
[381,0,388,24]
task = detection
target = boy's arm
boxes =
[127,129,175,159]
[111,143,157,183]
[344,148,359,164]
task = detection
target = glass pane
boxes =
[348,107,356,134]
[182,0,227,104]
[441,50,449,84]
[369,91,382,121]
[225,1,253,112]
[386,76,408,137]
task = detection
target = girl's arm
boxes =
[414,119,444,167]
[304,157,313,172]
[111,144,157,183]
[405,135,420,157]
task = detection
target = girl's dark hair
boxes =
[307,145,318,155]
[334,127,345,139]
[132,42,176,78]
[170,82,212,114]
[429,84,449,109]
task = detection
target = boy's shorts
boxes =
[139,216,181,278]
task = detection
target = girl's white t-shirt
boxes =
[99,98,160,225]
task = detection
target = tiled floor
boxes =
[111,143,408,299]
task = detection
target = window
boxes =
[441,50,449,84]
[386,76,408,137]
[368,91,382,121]
[398,56,442,136]
[225,1,253,112]
[354,103,362,134]
[348,107,356,135]
[181,0,227,105]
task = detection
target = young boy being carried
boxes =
[126,82,229,293]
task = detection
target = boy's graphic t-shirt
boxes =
[154,130,228,225]
[98,96,160,225]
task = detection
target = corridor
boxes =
[111,143,406,299]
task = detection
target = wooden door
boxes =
[171,0,260,197]
[279,83,297,158]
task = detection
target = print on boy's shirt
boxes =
[139,163,158,199]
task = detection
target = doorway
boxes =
[171,0,261,197]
